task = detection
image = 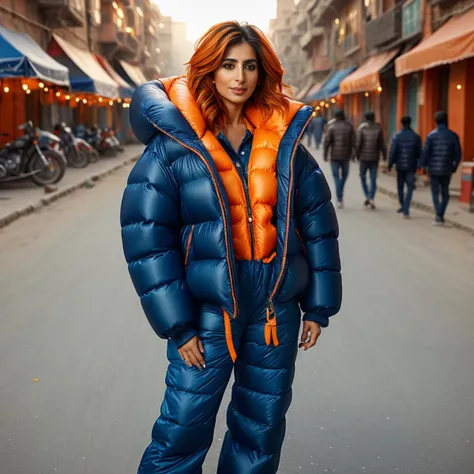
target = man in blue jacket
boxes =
[421,111,462,225]
[388,116,422,218]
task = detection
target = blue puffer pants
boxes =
[138,260,302,474]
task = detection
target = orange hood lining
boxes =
[160,76,305,140]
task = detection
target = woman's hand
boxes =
[299,321,321,351]
[178,336,206,369]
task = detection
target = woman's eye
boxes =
[246,64,257,71]
[223,63,234,69]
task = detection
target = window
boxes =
[364,0,381,21]
[402,0,421,38]
[88,0,101,26]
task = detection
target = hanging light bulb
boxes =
[65,95,71,100]
[76,97,80,102]
[99,97,103,103]
[117,98,122,103]
[26,89,31,95]
[4,86,9,93]
[44,87,49,92]
[109,100,114,106]
[56,91,61,97]
[39,82,45,89]
[22,84,28,91]
[377,86,382,92]
[365,92,369,97]
[83,98,87,104]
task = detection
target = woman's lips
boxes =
[231,87,247,96]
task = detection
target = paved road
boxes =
[1,146,473,474]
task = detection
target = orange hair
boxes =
[186,21,289,132]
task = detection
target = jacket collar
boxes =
[129,76,312,147]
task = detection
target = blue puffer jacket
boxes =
[421,124,462,176]
[389,127,422,172]
[120,81,342,343]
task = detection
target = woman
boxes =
[121,21,342,474]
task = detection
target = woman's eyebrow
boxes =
[222,58,257,64]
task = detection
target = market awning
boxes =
[395,8,474,77]
[48,34,118,98]
[340,50,398,94]
[307,67,356,102]
[302,81,324,103]
[0,25,69,86]
[117,60,148,87]
[96,55,134,98]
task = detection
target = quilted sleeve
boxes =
[294,145,342,327]
[120,143,197,344]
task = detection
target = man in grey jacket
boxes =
[356,111,387,209]
[323,109,356,208]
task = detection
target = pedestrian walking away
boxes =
[305,112,325,149]
[388,116,422,218]
[323,109,356,209]
[120,21,342,474]
[356,111,387,210]
[420,111,462,226]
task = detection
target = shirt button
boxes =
[236,162,241,167]
[241,151,245,155]
[248,217,253,223]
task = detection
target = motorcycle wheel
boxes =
[29,150,66,186]
[87,149,100,163]
[68,148,89,169]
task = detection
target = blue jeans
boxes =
[397,171,415,215]
[430,174,451,219]
[360,162,378,200]
[331,161,350,202]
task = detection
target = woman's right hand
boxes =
[178,336,206,369]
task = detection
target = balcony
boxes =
[402,0,421,38]
[100,23,140,60]
[300,26,325,50]
[343,33,359,54]
[37,0,84,27]
[365,3,402,51]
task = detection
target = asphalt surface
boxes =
[1,145,473,474]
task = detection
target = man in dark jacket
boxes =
[323,109,356,208]
[421,111,462,225]
[388,116,422,218]
[356,111,387,209]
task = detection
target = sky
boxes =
[153,0,277,43]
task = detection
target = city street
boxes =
[1,145,473,474]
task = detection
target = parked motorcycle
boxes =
[103,128,124,152]
[0,121,66,186]
[53,122,88,169]
[75,137,99,163]
[75,125,117,157]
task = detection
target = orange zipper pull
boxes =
[265,301,280,347]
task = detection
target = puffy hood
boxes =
[129,76,312,146]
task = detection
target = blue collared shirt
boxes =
[217,129,254,181]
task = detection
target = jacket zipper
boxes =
[268,114,313,309]
[184,225,194,268]
[235,162,255,260]
[147,119,239,318]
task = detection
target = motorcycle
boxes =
[75,125,117,157]
[103,128,124,152]
[76,137,100,164]
[0,121,66,186]
[53,122,89,169]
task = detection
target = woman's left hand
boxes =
[299,321,322,351]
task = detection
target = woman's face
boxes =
[213,41,259,107]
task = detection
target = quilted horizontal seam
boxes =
[166,385,216,399]
[227,406,286,455]
[126,180,178,205]
[236,360,291,372]
[139,277,181,298]
[236,384,291,403]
